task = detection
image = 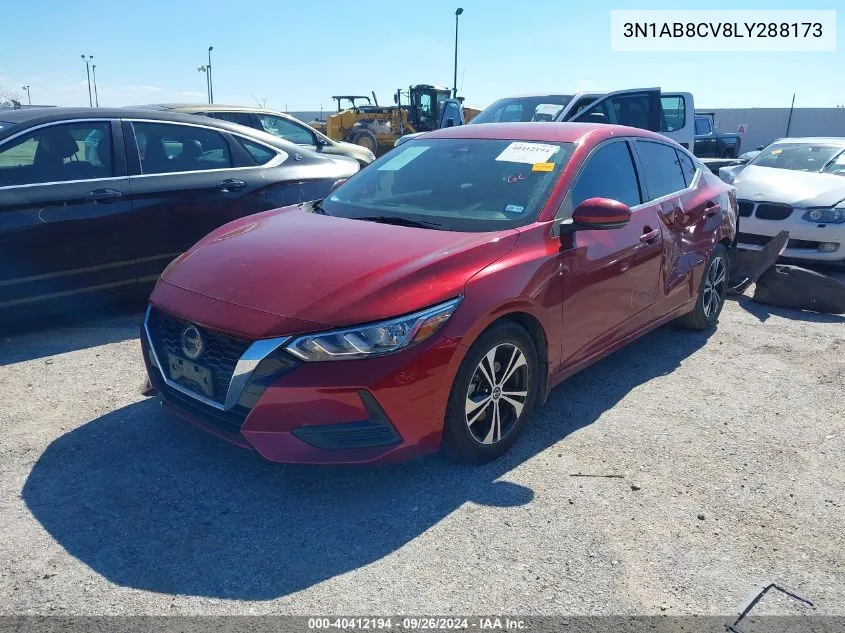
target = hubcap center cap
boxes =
[492,386,502,400]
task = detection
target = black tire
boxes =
[442,321,541,463]
[676,243,730,330]
[721,148,736,159]
[350,129,378,154]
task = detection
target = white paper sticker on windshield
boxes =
[495,142,559,165]
[377,146,430,171]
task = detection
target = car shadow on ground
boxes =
[22,325,712,601]
[732,295,845,324]
[0,301,145,365]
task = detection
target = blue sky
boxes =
[1,0,842,111]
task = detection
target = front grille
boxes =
[147,308,252,403]
[158,381,250,435]
[755,204,793,221]
[737,201,754,217]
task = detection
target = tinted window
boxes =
[132,122,232,174]
[0,121,113,187]
[571,141,641,208]
[635,141,687,200]
[660,96,685,132]
[573,94,653,130]
[676,149,697,186]
[694,118,712,135]
[442,101,462,126]
[257,114,315,145]
[210,111,254,127]
[240,139,278,165]
[323,138,575,232]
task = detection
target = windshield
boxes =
[471,96,574,124]
[749,142,845,175]
[322,138,575,232]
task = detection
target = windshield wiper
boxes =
[357,215,448,230]
[307,199,331,216]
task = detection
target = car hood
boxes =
[160,206,518,334]
[329,140,374,164]
[733,165,845,207]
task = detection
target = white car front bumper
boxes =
[736,201,845,263]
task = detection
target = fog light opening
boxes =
[818,242,840,253]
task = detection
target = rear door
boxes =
[0,118,139,315]
[122,119,270,285]
[630,139,711,316]
[565,88,662,132]
[557,138,664,366]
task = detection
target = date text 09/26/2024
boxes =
[308,618,527,630]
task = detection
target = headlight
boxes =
[286,298,462,361]
[802,208,845,224]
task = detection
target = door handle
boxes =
[704,201,721,218]
[216,179,246,192]
[84,188,123,204]
[640,228,660,243]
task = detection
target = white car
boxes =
[720,137,845,264]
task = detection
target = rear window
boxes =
[471,96,573,124]
[750,143,845,174]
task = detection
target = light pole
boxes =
[81,54,94,107]
[207,46,214,104]
[21,85,31,105]
[453,8,463,99]
[92,65,99,107]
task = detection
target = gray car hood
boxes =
[734,165,845,207]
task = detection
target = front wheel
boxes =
[442,322,540,463]
[676,243,730,330]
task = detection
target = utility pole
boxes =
[453,8,464,99]
[81,55,94,107]
[92,65,99,107]
[207,46,214,104]
[21,85,31,105]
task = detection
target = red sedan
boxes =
[141,123,737,464]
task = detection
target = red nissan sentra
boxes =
[141,123,737,464]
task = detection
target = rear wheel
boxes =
[350,129,378,154]
[676,243,730,330]
[443,322,540,463]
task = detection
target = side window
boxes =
[257,114,316,145]
[0,121,113,187]
[676,149,697,186]
[570,141,642,209]
[694,118,712,135]
[660,96,685,132]
[498,104,524,122]
[211,111,254,127]
[132,122,232,175]
[239,139,280,165]
[635,141,688,200]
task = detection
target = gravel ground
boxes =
[1,285,843,616]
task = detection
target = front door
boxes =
[0,119,138,316]
[557,139,663,366]
[565,88,662,132]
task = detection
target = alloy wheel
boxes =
[465,343,530,445]
[703,254,727,319]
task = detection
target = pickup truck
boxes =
[394,88,696,150]
[694,113,742,158]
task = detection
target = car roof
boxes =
[421,122,675,145]
[0,106,308,152]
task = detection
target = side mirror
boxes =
[445,118,455,128]
[330,178,348,193]
[565,198,632,231]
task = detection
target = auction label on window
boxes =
[610,10,836,51]
[495,142,559,165]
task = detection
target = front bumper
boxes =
[141,305,465,465]
[737,205,845,263]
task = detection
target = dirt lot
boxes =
[1,287,843,616]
